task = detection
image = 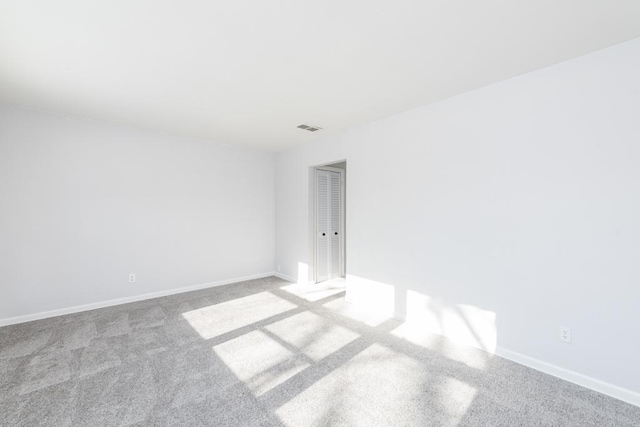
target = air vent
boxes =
[297,124,322,132]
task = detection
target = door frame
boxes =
[312,165,346,283]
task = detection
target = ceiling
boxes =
[1,1,640,151]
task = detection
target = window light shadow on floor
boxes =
[176,276,496,426]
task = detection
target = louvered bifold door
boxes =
[316,169,342,283]
[316,170,330,282]
[328,171,341,279]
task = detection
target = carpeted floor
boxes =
[1,276,638,426]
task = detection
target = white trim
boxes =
[10,270,636,408]
[0,272,275,328]
[496,347,640,408]
[274,272,296,283]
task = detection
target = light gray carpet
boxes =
[1,276,638,426]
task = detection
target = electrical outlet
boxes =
[277,265,281,272]
[129,273,136,283]
[560,327,571,343]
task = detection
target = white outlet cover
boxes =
[560,327,572,343]
[129,273,136,283]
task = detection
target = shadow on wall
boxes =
[290,260,497,353]
[345,274,497,353]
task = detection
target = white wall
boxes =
[0,105,274,320]
[275,38,640,395]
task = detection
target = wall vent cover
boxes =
[297,124,322,132]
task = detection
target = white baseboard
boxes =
[496,347,640,408]
[0,271,276,328]
[273,272,297,283]
[7,273,637,408]
[345,292,640,408]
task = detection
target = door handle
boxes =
[334,232,338,235]
[322,233,326,236]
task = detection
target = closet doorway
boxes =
[313,161,346,283]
